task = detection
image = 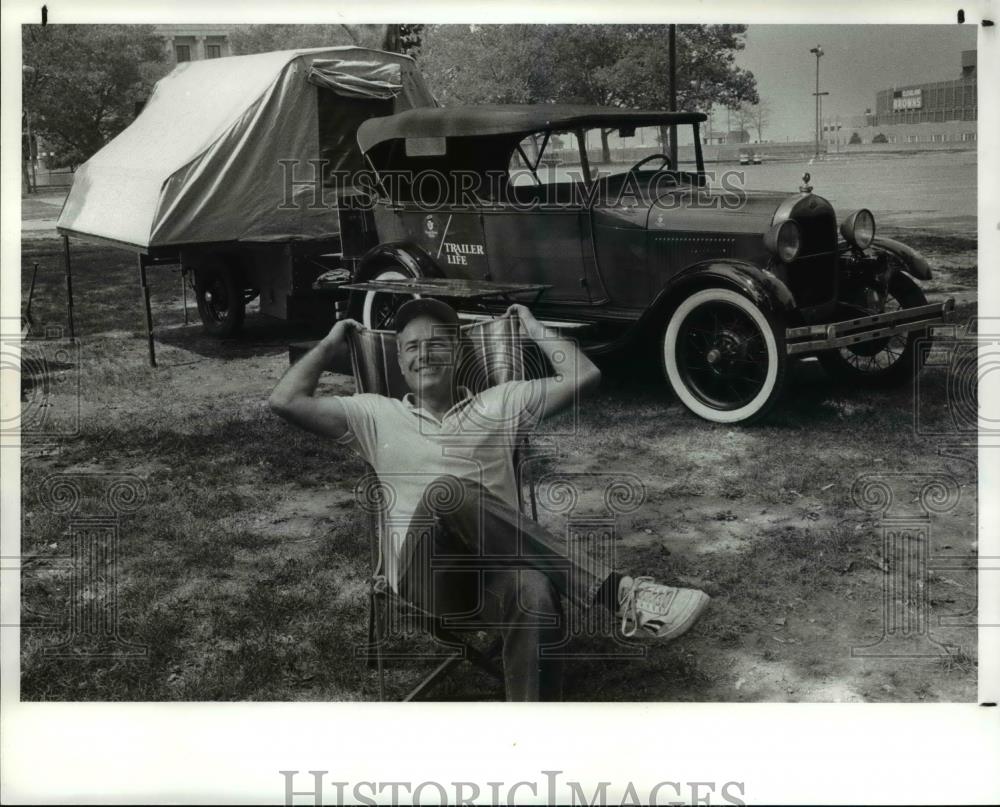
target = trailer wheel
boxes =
[194,260,245,337]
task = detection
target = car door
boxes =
[480,131,602,304]
[590,200,653,309]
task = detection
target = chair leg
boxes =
[402,653,462,702]
[376,603,386,701]
[368,594,505,700]
[366,588,377,670]
[368,587,387,701]
[465,636,504,681]
[433,625,504,682]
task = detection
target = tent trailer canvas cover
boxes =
[56,46,436,251]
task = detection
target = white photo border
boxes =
[2,0,998,804]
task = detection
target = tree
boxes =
[872,133,888,144]
[229,24,355,54]
[743,99,770,143]
[420,25,543,104]
[22,25,167,168]
[849,132,862,145]
[728,99,769,143]
[229,24,423,57]
[378,24,425,57]
[420,24,758,161]
[584,26,759,110]
[730,104,752,142]
[530,25,638,161]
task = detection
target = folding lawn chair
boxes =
[348,315,550,701]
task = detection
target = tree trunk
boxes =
[381,24,400,53]
[600,129,611,164]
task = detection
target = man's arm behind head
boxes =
[268,319,361,440]
[504,305,601,421]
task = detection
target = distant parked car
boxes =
[739,151,751,165]
[345,105,954,423]
[752,153,763,164]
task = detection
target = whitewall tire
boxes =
[662,287,786,424]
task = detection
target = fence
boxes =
[25,165,75,191]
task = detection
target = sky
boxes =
[731,24,978,142]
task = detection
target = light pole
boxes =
[816,90,830,155]
[809,45,824,159]
[668,24,678,169]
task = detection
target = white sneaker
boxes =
[617,576,710,640]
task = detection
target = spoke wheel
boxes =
[663,287,786,424]
[348,266,422,330]
[194,259,245,337]
[819,272,929,387]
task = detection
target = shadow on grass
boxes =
[22,237,333,362]
[154,318,323,361]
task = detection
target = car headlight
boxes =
[764,219,801,263]
[840,209,876,249]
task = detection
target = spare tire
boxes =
[347,264,422,331]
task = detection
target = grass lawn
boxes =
[18,228,978,701]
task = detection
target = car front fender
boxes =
[871,236,932,280]
[642,260,797,334]
[356,241,442,280]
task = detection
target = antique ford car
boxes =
[341,105,953,423]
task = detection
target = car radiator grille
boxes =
[782,252,838,308]
[785,209,838,307]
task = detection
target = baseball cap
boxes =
[394,298,460,334]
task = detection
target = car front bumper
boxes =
[784,298,955,356]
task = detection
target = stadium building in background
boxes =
[831,49,977,147]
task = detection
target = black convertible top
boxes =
[357,104,706,153]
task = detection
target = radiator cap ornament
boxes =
[800,172,813,193]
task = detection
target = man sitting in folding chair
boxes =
[269,299,710,701]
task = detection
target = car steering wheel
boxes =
[626,153,672,175]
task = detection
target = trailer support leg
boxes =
[62,234,75,339]
[181,267,189,325]
[138,255,156,368]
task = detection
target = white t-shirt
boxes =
[336,381,543,588]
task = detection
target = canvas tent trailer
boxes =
[56,46,435,358]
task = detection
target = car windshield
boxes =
[509,130,585,187]
[586,124,698,179]
[509,123,700,187]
